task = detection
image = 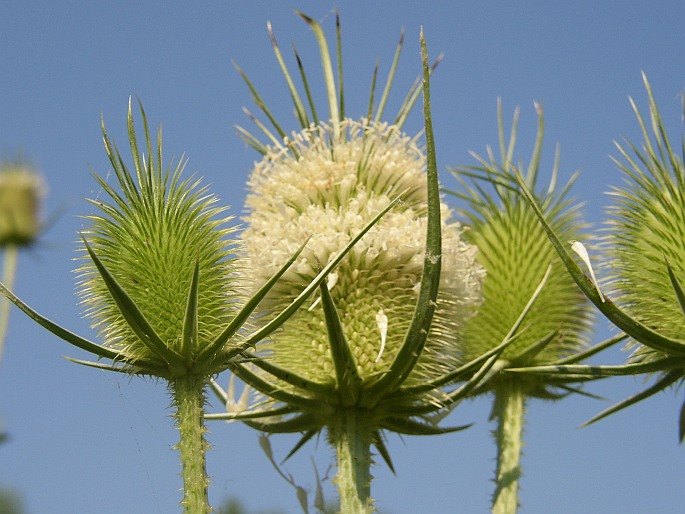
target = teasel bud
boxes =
[0,160,45,247]
[0,159,46,374]
[75,102,243,378]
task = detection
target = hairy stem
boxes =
[172,374,211,514]
[0,245,18,369]
[329,409,374,514]
[492,382,525,514]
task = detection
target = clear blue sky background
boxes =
[1,2,685,513]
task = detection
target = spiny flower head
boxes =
[76,100,244,378]
[604,75,685,366]
[452,102,593,397]
[0,160,45,247]
[244,117,483,390]
[211,14,490,454]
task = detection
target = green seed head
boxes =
[243,118,484,390]
[77,104,243,375]
[0,162,45,247]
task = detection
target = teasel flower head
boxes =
[243,117,483,390]
[0,100,281,383]
[210,15,490,477]
[449,101,594,398]
[69,99,247,379]
[596,73,685,439]
[0,159,45,248]
[605,74,685,362]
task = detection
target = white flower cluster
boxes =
[245,118,481,292]
[242,117,484,383]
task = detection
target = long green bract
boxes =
[364,31,441,405]
[0,281,122,361]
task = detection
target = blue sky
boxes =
[1,1,685,513]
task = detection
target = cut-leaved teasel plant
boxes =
[446,101,622,514]
[506,74,685,442]
[208,13,504,514]
[0,100,391,513]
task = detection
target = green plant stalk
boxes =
[172,374,211,514]
[0,245,18,369]
[330,409,374,514]
[492,382,525,514]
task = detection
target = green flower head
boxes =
[76,100,244,378]
[575,74,685,443]
[451,102,593,397]
[605,75,685,365]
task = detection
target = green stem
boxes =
[329,409,374,514]
[492,382,526,514]
[0,245,19,369]
[172,374,211,514]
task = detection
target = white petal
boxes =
[375,308,388,362]
[570,240,605,303]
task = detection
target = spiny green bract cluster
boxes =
[605,77,685,365]
[242,117,484,393]
[452,105,593,396]
[76,103,243,376]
